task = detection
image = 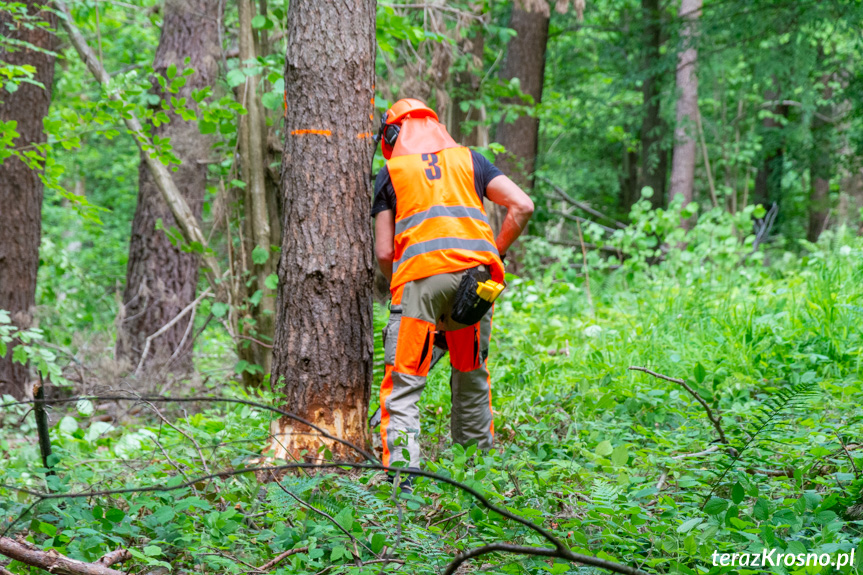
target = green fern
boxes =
[704,380,818,505]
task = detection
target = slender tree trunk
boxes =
[235,0,275,385]
[0,0,56,399]
[753,86,788,210]
[452,17,485,148]
[268,0,375,461]
[494,0,549,233]
[668,0,701,218]
[116,0,222,374]
[808,75,833,242]
[640,0,667,209]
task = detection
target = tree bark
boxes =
[639,0,667,209]
[452,17,486,149]
[668,0,701,218]
[269,0,375,461]
[494,0,549,233]
[753,85,788,210]
[808,75,833,242]
[0,0,56,399]
[235,0,276,385]
[115,0,222,373]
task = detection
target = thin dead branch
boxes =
[628,366,729,446]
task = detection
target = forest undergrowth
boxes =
[2,206,863,575]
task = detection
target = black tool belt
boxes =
[451,266,494,325]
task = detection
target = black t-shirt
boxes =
[371,149,504,217]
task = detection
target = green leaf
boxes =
[251,14,271,29]
[265,273,279,290]
[39,521,57,536]
[105,508,125,523]
[731,482,745,505]
[212,302,229,318]
[677,517,702,534]
[262,91,283,111]
[704,497,728,516]
[595,440,613,457]
[610,444,629,466]
[143,545,162,557]
[371,533,386,554]
[198,121,217,135]
[693,362,706,384]
[252,245,269,265]
[330,545,346,561]
[166,64,177,79]
[226,68,246,88]
[753,498,770,521]
[470,506,483,523]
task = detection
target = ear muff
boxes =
[383,123,400,147]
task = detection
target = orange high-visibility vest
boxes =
[387,146,505,290]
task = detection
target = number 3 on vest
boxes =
[422,153,442,180]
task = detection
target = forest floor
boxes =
[1,233,863,574]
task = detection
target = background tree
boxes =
[638,0,667,210]
[668,0,700,215]
[0,0,57,398]
[268,0,376,460]
[115,0,222,374]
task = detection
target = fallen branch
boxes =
[268,471,370,566]
[443,542,646,575]
[628,366,729,446]
[672,445,720,459]
[549,239,627,255]
[135,288,212,375]
[1,461,646,575]
[0,537,127,575]
[253,546,308,572]
[538,176,627,229]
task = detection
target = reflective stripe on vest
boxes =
[386,146,504,289]
[392,238,499,276]
[395,205,489,236]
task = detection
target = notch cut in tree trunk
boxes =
[267,0,376,462]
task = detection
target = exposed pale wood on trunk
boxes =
[0,0,57,399]
[269,0,376,461]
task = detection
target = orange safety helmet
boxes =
[379,99,439,158]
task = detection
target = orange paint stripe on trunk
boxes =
[357,131,374,139]
[291,129,332,136]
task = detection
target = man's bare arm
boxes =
[374,209,396,281]
[485,174,534,257]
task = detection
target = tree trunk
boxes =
[494,0,549,233]
[115,0,222,374]
[452,17,486,149]
[668,0,701,218]
[753,86,788,210]
[808,75,833,242]
[269,0,375,461]
[639,0,667,209]
[235,0,276,385]
[0,0,57,399]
